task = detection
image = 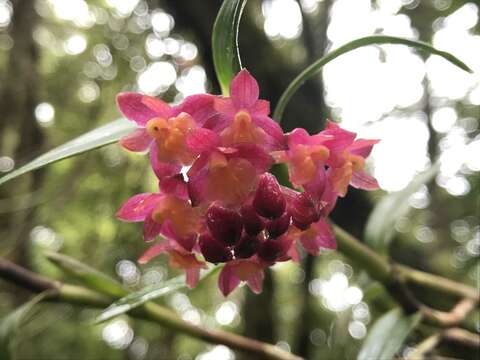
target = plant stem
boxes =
[332,224,479,327]
[0,257,301,360]
[332,224,478,300]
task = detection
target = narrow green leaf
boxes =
[273,35,473,122]
[0,293,47,360]
[94,265,220,324]
[0,119,135,187]
[212,0,247,95]
[364,161,441,254]
[46,252,127,298]
[358,308,422,360]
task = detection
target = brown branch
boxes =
[0,257,302,360]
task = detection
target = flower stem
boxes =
[332,224,478,300]
[0,257,301,360]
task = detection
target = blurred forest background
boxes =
[0,0,478,359]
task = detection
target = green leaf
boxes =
[212,0,247,95]
[0,119,135,187]
[94,266,220,324]
[364,161,441,254]
[358,308,422,360]
[273,35,473,122]
[45,251,127,298]
[0,293,47,360]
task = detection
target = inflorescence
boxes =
[116,70,379,296]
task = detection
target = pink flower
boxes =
[139,240,207,288]
[218,258,265,296]
[117,92,218,179]
[214,70,285,151]
[116,184,201,251]
[296,218,336,255]
[187,144,273,206]
[115,69,381,296]
[274,127,331,187]
[322,121,380,196]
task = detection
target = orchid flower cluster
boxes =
[116,70,379,296]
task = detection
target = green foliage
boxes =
[0,119,135,186]
[364,161,441,254]
[0,294,47,360]
[95,266,220,324]
[358,308,422,360]
[273,35,473,122]
[46,251,127,298]
[212,0,247,95]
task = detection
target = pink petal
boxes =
[288,243,301,262]
[117,93,170,126]
[314,219,337,249]
[246,269,264,294]
[218,264,241,296]
[351,171,379,191]
[321,121,356,160]
[159,174,189,199]
[251,100,270,117]
[141,95,172,118]
[116,193,162,222]
[233,144,273,173]
[119,128,152,152]
[302,167,327,204]
[230,69,259,109]
[186,128,220,155]
[299,218,336,255]
[161,220,197,251]
[185,268,200,288]
[143,213,163,241]
[349,139,380,158]
[187,153,209,179]
[252,115,286,150]
[187,167,208,206]
[138,242,170,264]
[175,94,216,125]
[214,97,236,115]
[287,128,310,148]
[149,145,182,180]
[319,181,338,217]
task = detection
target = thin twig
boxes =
[0,257,301,360]
[406,328,480,360]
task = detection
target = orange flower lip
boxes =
[221,110,266,146]
[146,113,196,165]
[152,195,200,238]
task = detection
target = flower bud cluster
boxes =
[116,69,379,295]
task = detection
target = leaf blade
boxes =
[0,119,135,187]
[273,35,473,122]
[94,266,220,324]
[0,293,47,360]
[45,252,128,298]
[212,0,247,95]
[358,308,422,360]
[364,161,441,254]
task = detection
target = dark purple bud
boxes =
[234,233,260,259]
[253,173,286,219]
[290,192,320,230]
[199,233,232,263]
[240,203,265,236]
[257,239,284,262]
[206,203,243,246]
[266,212,291,239]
